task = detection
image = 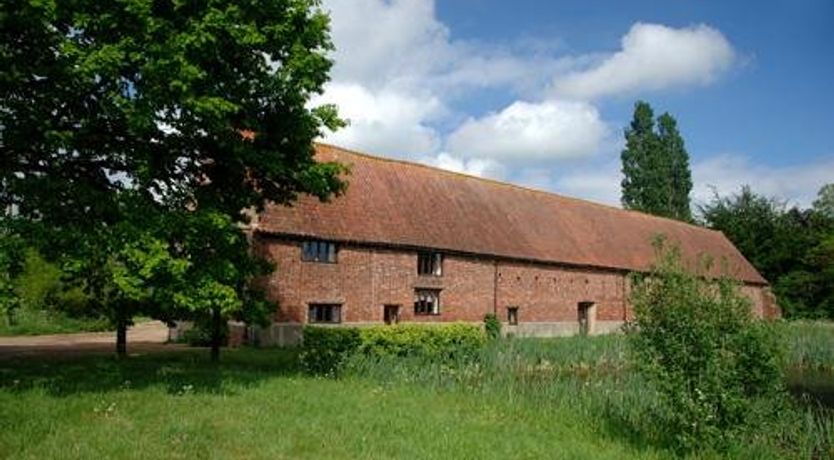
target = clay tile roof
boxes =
[257,143,767,285]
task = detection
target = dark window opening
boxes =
[507,307,519,326]
[309,304,341,323]
[384,304,400,325]
[414,289,440,315]
[417,252,443,276]
[302,240,337,263]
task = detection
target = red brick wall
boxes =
[255,236,772,325]
[496,262,627,323]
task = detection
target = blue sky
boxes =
[315,0,833,207]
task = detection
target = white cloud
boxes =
[550,23,736,100]
[312,82,443,155]
[446,100,608,161]
[317,0,583,157]
[423,152,506,179]
[692,154,834,208]
[546,153,834,210]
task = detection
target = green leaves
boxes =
[627,243,785,452]
[620,101,693,222]
[2,0,346,357]
[701,185,834,319]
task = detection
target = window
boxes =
[414,289,440,315]
[302,240,337,263]
[417,252,442,276]
[308,304,341,323]
[507,307,519,326]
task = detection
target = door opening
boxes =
[384,304,400,325]
[578,302,596,336]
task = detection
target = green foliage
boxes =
[0,226,25,325]
[814,183,834,219]
[626,242,786,452]
[621,101,693,221]
[180,319,230,348]
[13,248,63,312]
[0,309,109,336]
[300,324,487,375]
[701,185,834,319]
[2,0,347,358]
[299,326,361,376]
[483,313,501,340]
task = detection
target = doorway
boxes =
[577,301,596,336]
[384,304,400,325]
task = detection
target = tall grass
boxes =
[784,320,834,371]
[342,326,834,459]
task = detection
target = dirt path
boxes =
[0,321,190,359]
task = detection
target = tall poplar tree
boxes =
[658,113,693,221]
[620,101,693,221]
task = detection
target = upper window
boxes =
[302,240,337,263]
[414,289,441,315]
[309,304,341,323]
[417,252,443,276]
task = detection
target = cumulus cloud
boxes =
[424,153,506,179]
[315,0,774,210]
[446,100,608,162]
[312,82,443,156]
[692,154,834,208]
[550,23,736,100]
[546,153,834,210]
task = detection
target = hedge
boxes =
[299,323,486,375]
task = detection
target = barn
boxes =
[249,144,778,345]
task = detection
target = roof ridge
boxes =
[314,141,718,235]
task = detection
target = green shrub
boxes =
[299,326,362,375]
[358,323,486,359]
[626,242,785,452]
[483,313,501,340]
[300,323,486,376]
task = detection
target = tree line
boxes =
[621,101,833,319]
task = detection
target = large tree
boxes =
[2,0,346,358]
[621,101,693,221]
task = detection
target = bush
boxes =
[299,326,361,375]
[626,242,785,452]
[300,323,486,376]
[483,313,501,340]
[180,318,229,347]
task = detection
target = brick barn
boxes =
[249,144,778,345]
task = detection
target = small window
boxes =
[417,252,442,276]
[414,289,440,315]
[308,304,341,323]
[302,240,337,263]
[507,307,519,326]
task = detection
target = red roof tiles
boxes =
[257,144,766,285]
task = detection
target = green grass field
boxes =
[1,323,832,459]
[0,308,111,336]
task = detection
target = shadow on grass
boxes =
[0,347,301,397]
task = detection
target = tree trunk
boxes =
[116,319,127,358]
[210,307,222,363]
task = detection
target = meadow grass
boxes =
[0,322,832,459]
[0,309,110,336]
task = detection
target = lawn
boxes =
[1,323,832,459]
